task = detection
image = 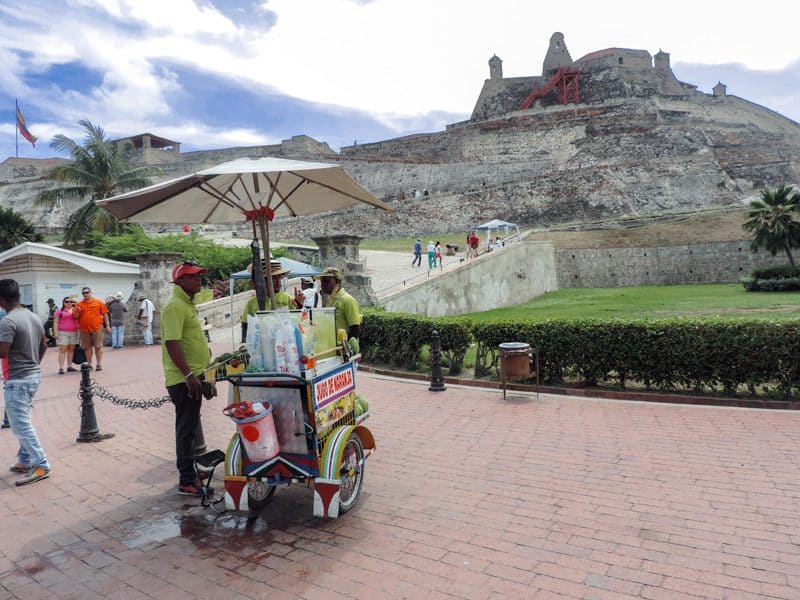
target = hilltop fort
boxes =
[2,32,799,239]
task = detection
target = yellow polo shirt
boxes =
[326,288,361,333]
[241,292,294,322]
[161,285,211,386]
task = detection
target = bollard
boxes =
[429,330,447,392]
[76,362,115,443]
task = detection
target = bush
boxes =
[361,310,472,373]
[742,276,800,291]
[751,265,800,280]
[471,317,800,398]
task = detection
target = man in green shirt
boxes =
[162,260,214,497]
[318,266,362,351]
[240,260,299,342]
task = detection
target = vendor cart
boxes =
[210,307,374,519]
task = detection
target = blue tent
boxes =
[230,256,321,280]
[227,256,320,346]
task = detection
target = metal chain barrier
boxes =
[78,379,172,410]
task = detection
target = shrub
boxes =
[472,317,800,398]
[751,265,800,280]
[361,310,472,373]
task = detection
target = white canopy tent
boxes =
[475,219,520,246]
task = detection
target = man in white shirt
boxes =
[137,295,155,345]
[299,278,320,309]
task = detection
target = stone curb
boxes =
[358,365,800,410]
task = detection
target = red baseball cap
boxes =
[172,261,208,282]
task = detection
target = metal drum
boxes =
[499,342,531,379]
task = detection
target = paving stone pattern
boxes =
[1,345,798,599]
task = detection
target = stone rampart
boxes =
[555,241,785,288]
[382,241,557,317]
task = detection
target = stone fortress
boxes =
[2,32,799,244]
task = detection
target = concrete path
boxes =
[1,345,798,599]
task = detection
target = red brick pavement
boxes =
[0,343,799,599]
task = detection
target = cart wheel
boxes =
[338,433,364,513]
[247,480,276,510]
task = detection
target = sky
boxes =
[2,0,799,162]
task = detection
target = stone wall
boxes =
[555,241,785,288]
[382,241,557,317]
[196,289,254,344]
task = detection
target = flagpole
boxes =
[15,99,19,158]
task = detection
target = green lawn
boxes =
[467,284,800,322]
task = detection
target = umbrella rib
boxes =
[262,173,300,217]
[287,170,386,208]
[198,181,249,220]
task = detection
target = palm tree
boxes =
[0,207,43,250]
[36,120,160,247]
[742,184,800,267]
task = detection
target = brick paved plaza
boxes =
[1,343,798,599]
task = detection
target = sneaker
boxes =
[1,422,9,429]
[177,481,213,497]
[15,466,51,486]
[67,367,77,372]
[58,369,65,375]
[9,463,30,473]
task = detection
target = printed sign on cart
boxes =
[312,362,356,431]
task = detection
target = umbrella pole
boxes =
[257,214,277,310]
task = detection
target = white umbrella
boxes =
[98,157,392,308]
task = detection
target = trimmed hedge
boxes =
[742,277,800,291]
[751,265,800,280]
[361,310,472,374]
[742,265,800,291]
[361,311,800,399]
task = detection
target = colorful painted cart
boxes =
[214,310,374,519]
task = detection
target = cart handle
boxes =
[223,372,308,385]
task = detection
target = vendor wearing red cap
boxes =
[161,260,214,497]
[240,260,299,342]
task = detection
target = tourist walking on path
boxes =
[427,241,437,269]
[0,278,51,486]
[412,238,422,267]
[76,287,110,371]
[467,231,480,259]
[161,260,215,497]
[108,292,128,349]
[137,295,156,345]
[44,298,57,347]
[435,241,442,269]
[0,308,8,428]
[53,297,79,374]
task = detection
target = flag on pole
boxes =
[16,103,37,148]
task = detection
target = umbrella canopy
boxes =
[98,156,391,310]
[97,156,391,223]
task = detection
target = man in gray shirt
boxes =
[0,279,51,486]
[108,292,128,349]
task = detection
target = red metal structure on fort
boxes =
[519,67,580,109]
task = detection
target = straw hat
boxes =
[247,259,289,277]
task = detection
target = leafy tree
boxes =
[742,184,800,267]
[0,207,43,250]
[36,120,160,248]
[87,230,287,282]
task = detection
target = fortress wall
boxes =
[382,241,557,317]
[555,241,785,288]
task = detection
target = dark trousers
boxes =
[166,382,205,485]
[412,252,421,267]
